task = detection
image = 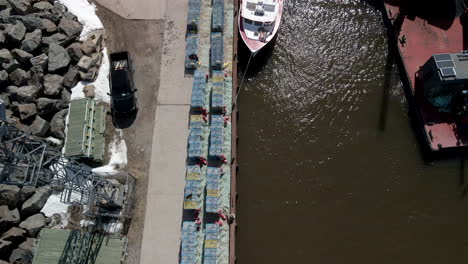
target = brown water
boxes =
[236,1,468,263]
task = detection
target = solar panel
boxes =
[434,53,452,62]
[440,67,456,77]
[436,60,455,69]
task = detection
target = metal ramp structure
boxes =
[203,224,219,264]
[64,98,106,162]
[0,118,135,219]
[32,227,127,264]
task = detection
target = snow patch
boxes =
[70,47,111,104]
[92,130,127,175]
[58,0,104,40]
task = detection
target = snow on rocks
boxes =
[58,0,103,40]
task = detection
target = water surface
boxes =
[237,1,468,263]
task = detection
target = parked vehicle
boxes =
[109,51,137,115]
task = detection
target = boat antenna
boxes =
[235,52,254,104]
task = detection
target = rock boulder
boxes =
[50,108,67,139]
[0,206,20,234]
[0,185,19,208]
[18,213,45,237]
[8,68,28,86]
[18,103,36,121]
[0,227,26,245]
[8,0,31,15]
[20,29,41,53]
[4,21,26,43]
[0,240,13,261]
[48,42,69,72]
[58,17,82,37]
[16,85,39,103]
[36,97,60,116]
[9,247,33,263]
[29,115,49,137]
[43,74,63,96]
[20,186,50,218]
[11,48,32,64]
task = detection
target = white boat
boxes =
[238,0,284,54]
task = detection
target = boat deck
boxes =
[384,1,468,151]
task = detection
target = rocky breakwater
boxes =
[0,184,56,263]
[0,0,104,144]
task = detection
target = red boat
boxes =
[384,0,468,151]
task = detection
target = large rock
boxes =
[28,115,49,137]
[16,85,39,103]
[0,0,10,10]
[77,55,99,72]
[11,49,32,64]
[0,206,19,234]
[18,103,36,121]
[18,237,34,252]
[32,1,52,12]
[18,186,35,205]
[27,65,43,88]
[62,66,79,88]
[36,97,59,116]
[41,32,66,46]
[17,16,43,31]
[6,86,18,100]
[61,88,70,104]
[8,68,28,86]
[66,42,83,63]
[9,248,32,264]
[80,32,102,55]
[0,31,4,45]
[0,7,11,22]
[30,53,47,70]
[58,17,82,37]
[2,58,19,73]
[34,11,59,24]
[20,187,50,218]
[0,70,7,85]
[43,74,63,96]
[4,21,26,43]
[0,48,10,63]
[50,108,67,139]
[40,18,55,33]
[0,185,20,208]
[79,67,97,82]
[83,84,95,98]
[18,214,45,237]
[0,240,13,261]
[48,42,69,72]
[0,227,26,245]
[20,29,41,53]
[8,0,31,15]
[51,2,65,17]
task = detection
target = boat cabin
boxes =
[241,0,278,41]
[419,51,468,113]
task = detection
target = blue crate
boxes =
[190,115,204,128]
[210,33,223,70]
[211,115,224,127]
[211,0,224,32]
[189,141,203,158]
[185,34,199,69]
[187,0,201,32]
[191,90,205,110]
[181,221,198,264]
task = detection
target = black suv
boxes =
[109,52,137,115]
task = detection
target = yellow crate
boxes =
[183,201,197,210]
[204,240,218,248]
[191,115,203,122]
[186,172,201,180]
[207,189,219,197]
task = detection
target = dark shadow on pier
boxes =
[112,110,138,129]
